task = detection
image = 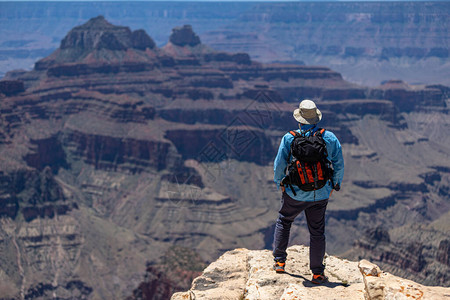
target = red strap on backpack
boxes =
[313,128,326,136]
[289,128,325,137]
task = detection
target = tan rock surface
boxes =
[360,260,450,300]
[172,245,450,300]
[172,248,249,300]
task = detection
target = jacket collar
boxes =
[299,124,317,133]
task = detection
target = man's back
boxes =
[273,125,344,201]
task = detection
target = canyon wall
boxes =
[0,16,448,299]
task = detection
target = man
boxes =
[272,99,344,284]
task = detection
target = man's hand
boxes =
[280,177,287,193]
[334,184,340,191]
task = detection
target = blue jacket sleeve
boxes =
[273,133,291,189]
[325,132,344,187]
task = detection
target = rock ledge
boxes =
[172,245,450,300]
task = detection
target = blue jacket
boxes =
[273,124,344,201]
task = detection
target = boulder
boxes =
[169,25,201,47]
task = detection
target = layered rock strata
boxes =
[0,16,449,299]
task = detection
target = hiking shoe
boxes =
[274,261,286,273]
[311,273,328,284]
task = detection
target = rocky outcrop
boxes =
[131,29,156,51]
[169,25,201,47]
[173,248,249,300]
[62,15,154,52]
[35,16,157,70]
[162,24,212,59]
[59,15,129,50]
[359,260,450,300]
[172,245,450,300]
[23,135,68,172]
[0,167,74,221]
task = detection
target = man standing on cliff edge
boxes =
[272,99,344,284]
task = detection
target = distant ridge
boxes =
[1,2,448,85]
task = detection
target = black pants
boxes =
[273,192,328,274]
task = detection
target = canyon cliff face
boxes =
[0,16,449,299]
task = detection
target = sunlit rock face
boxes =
[172,246,450,300]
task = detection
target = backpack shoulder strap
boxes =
[287,130,299,164]
[314,128,326,136]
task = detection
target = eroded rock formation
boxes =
[172,245,450,300]
[0,16,449,299]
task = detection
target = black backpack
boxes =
[282,128,334,195]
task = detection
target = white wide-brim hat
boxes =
[293,99,322,124]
